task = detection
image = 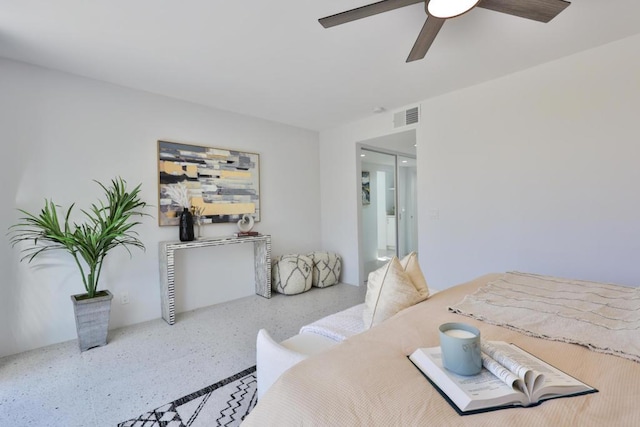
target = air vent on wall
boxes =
[393,106,420,129]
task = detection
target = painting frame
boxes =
[157,140,261,226]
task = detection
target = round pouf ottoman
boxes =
[272,254,313,295]
[308,251,342,288]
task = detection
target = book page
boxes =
[482,341,545,397]
[481,353,526,395]
[494,343,592,401]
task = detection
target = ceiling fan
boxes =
[319,0,570,62]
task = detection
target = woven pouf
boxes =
[308,251,342,288]
[272,254,313,295]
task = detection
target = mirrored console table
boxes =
[159,234,272,325]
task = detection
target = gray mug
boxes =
[438,322,482,376]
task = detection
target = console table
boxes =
[159,235,272,325]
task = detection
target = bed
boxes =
[243,273,640,426]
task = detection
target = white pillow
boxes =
[399,251,430,300]
[362,257,426,329]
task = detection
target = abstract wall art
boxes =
[158,140,260,226]
[362,171,370,205]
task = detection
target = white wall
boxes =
[397,165,418,257]
[320,117,394,285]
[4,33,640,358]
[0,59,320,358]
[319,33,640,289]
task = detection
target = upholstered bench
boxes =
[256,303,366,398]
[299,303,366,342]
[256,329,338,399]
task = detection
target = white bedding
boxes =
[299,303,365,342]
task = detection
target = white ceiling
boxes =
[1,1,639,131]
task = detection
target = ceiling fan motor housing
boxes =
[319,0,571,62]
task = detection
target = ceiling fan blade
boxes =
[319,0,424,28]
[477,0,570,23]
[406,16,445,62]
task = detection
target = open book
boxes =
[409,341,597,415]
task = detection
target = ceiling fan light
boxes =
[427,0,482,19]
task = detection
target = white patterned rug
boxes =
[119,366,257,427]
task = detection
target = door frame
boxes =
[356,139,417,286]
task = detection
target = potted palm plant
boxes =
[9,177,149,351]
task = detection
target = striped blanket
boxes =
[449,271,640,363]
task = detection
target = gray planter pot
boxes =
[70,290,113,352]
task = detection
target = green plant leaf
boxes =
[8,177,152,297]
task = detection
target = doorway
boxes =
[360,150,397,277]
[358,130,417,283]
[397,155,418,258]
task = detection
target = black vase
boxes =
[179,208,195,242]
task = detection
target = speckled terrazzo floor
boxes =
[0,283,366,427]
